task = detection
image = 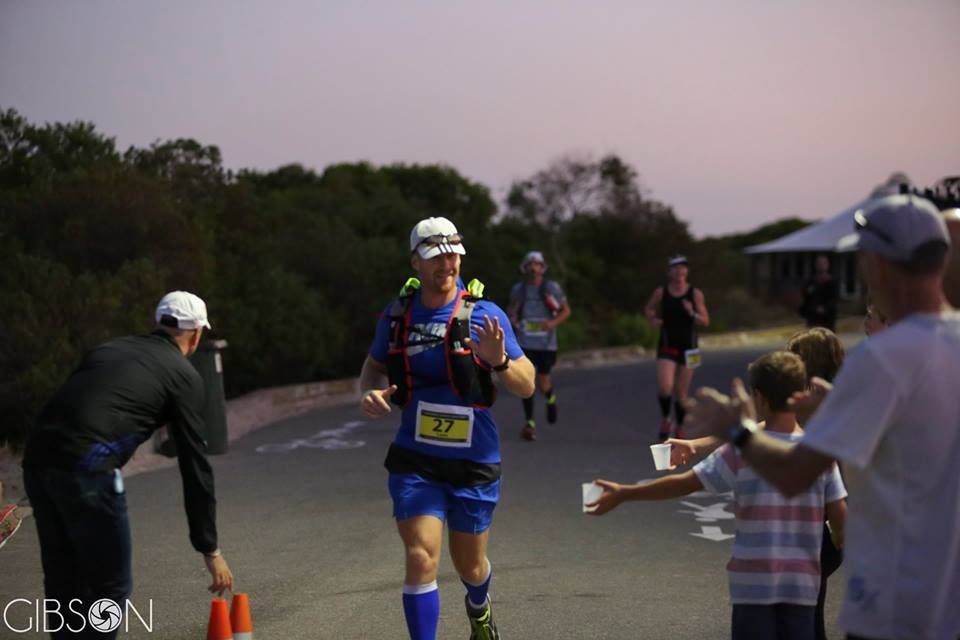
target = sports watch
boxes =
[728,419,758,449]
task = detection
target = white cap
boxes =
[155,291,211,330]
[409,217,467,260]
[838,194,950,262]
[668,255,688,267]
[521,250,546,268]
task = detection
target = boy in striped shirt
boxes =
[589,351,847,639]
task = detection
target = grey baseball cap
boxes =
[838,194,950,262]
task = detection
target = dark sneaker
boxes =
[546,395,558,424]
[656,417,673,442]
[465,596,500,640]
[0,504,23,550]
[521,420,536,441]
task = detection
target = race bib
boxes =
[684,348,702,369]
[523,318,549,336]
[415,401,474,448]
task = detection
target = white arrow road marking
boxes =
[256,421,368,454]
[690,526,735,542]
[677,501,735,522]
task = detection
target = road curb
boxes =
[0,322,858,505]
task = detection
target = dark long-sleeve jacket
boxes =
[800,277,839,331]
[23,331,218,553]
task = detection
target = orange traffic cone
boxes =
[206,599,233,640]
[230,593,253,639]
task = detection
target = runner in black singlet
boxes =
[644,255,710,441]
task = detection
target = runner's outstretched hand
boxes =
[361,385,398,418]
[465,315,507,367]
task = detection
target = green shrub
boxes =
[607,312,658,349]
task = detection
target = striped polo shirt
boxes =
[693,431,847,606]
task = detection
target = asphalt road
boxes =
[0,347,846,639]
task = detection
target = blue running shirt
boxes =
[369,285,523,464]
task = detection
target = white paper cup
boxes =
[650,443,672,471]
[582,482,603,513]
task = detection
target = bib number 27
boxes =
[415,402,474,448]
[431,417,456,434]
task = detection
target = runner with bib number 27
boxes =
[644,255,710,442]
[359,216,535,640]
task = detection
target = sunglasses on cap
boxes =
[413,233,465,252]
[854,210,894,246]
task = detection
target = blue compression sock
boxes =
[461,559,492,609]
[402,581,440,640]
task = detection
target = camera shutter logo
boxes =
[88,599,122,632]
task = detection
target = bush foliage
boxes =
[0,108,801,448]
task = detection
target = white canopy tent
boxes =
[744,199,866,256]
[744,200,868,302]
[743,176,959,304]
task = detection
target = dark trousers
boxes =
[817,524,844,640]
[732,603,816,640]
[24,467,132,639]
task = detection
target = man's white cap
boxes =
[521,250,546,269]
[155,291,212,330]
[409,217,467,260]
[837,194,950,262]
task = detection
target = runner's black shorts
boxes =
[656,329,697,365]
[524,349,557,374]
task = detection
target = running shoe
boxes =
[521,420,536,441]
[465,595,500,640]
[0,504,22,550]
[656,417,673,442]
[546,394,558,424]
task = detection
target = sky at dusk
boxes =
[2,1,958,236]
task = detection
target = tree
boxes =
[0,107,120,191]
[504,152,687,275]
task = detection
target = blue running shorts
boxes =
[388,473,499,535]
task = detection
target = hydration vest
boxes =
[516,280,561,321]
[385,277,497,409]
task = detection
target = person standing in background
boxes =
[800,255,839,332]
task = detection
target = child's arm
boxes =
[586,471,704,516]
[665,436,723,467]
[825,498,847,549]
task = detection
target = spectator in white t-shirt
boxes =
[684,194,960,640]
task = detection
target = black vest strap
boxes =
[386,286,496,408]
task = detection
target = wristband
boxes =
[492,354,510,372]
[204,549,222,559]
[728,419,758,449]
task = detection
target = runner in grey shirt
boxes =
[508,251,571,441]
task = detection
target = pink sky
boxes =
[2,1,958,236]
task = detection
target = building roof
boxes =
[744,199,867,255]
